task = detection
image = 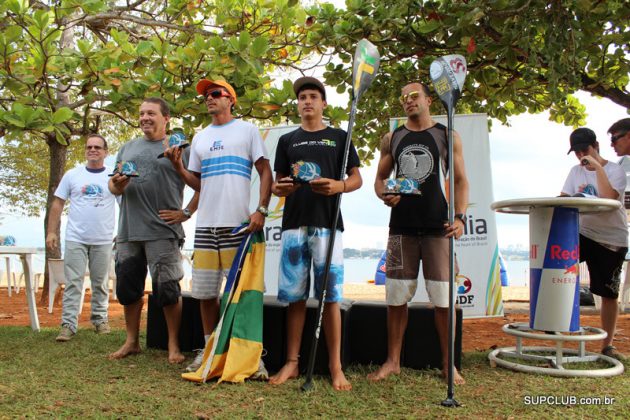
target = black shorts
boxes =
[115,239,184,306]
[580,234,627,299]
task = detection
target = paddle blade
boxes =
[352,39,380,101]
[429,55,467,110]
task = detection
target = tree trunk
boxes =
[40,135,67,305]
[40,15,74,305]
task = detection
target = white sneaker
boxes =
[185,349,205,372]
[249,358,269,381]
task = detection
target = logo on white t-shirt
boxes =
[580,184,597,196]
[81,184,104,198]
[210,140,224,151]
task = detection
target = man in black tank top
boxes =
[368,82,469,385]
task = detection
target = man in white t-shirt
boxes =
[608,118,630,157]
[166,79,272,373]
[561,127,628,361]
[46,134,117,342]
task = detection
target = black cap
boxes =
[568,127,596,154]
[293,76,326,101]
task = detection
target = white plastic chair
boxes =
[108,255,117,301]
[15,272,42,294]
[48,258,88,314]
[180,253,193,291]
[620,261,630,312]
[4,256,17,296]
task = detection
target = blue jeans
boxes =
[61,241,111,332]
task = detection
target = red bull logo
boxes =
[564,263,579,275]
[531,244,538,259]
[550,245,579,261]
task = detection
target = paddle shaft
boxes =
[446,105,456,400]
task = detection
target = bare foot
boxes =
[441,367,466,385]
[269,360,299,385]
[168,350,186,364]
[367,361,400,382]
[330,367,352,391]
[109,342,141,360]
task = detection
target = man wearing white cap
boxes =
[166,79,272,373]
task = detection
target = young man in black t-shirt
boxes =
[269,77,362,391]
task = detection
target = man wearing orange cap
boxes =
[165,79,272,373]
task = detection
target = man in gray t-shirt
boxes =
[108,97,198,364]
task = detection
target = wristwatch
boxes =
[182,208,192,219]
[455,213,466,223]
[256,206,269,217]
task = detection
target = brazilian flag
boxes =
[182,229,265,383]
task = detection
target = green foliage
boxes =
[0,0,318,214]
[1,0,629,215]
[309,0,630,153]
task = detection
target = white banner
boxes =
[390,114,503,317]
[250,125,299,297]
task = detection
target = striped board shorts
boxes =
[192,226,246,299]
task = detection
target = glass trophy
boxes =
[109,160,139,177]
[290,161,322,183]
[383,177,421,195]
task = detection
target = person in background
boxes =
[561,127,628,361]
[46,134,117,342]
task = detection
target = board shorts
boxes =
[116,239,184,307]
[580,234,627,299]
[385,233,458,307]
[278,227,344,303]
[191,226,246,299]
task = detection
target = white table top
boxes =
[491,197,621,215]
[0,246,39,255]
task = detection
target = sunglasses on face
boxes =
[204,89,231,100]
[611,132,627,144]
[399,91,423,104]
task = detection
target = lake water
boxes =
[1,253,531,287]
[344,258,531,286]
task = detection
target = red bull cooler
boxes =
[529,207,580,332]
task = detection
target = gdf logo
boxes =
[456,274,475,305]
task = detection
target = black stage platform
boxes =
[147,293,462,373]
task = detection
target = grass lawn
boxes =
[0,326,628,418]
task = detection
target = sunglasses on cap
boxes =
[399,91,423,104]
[611,132,627,144]
[204,89,231,100]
